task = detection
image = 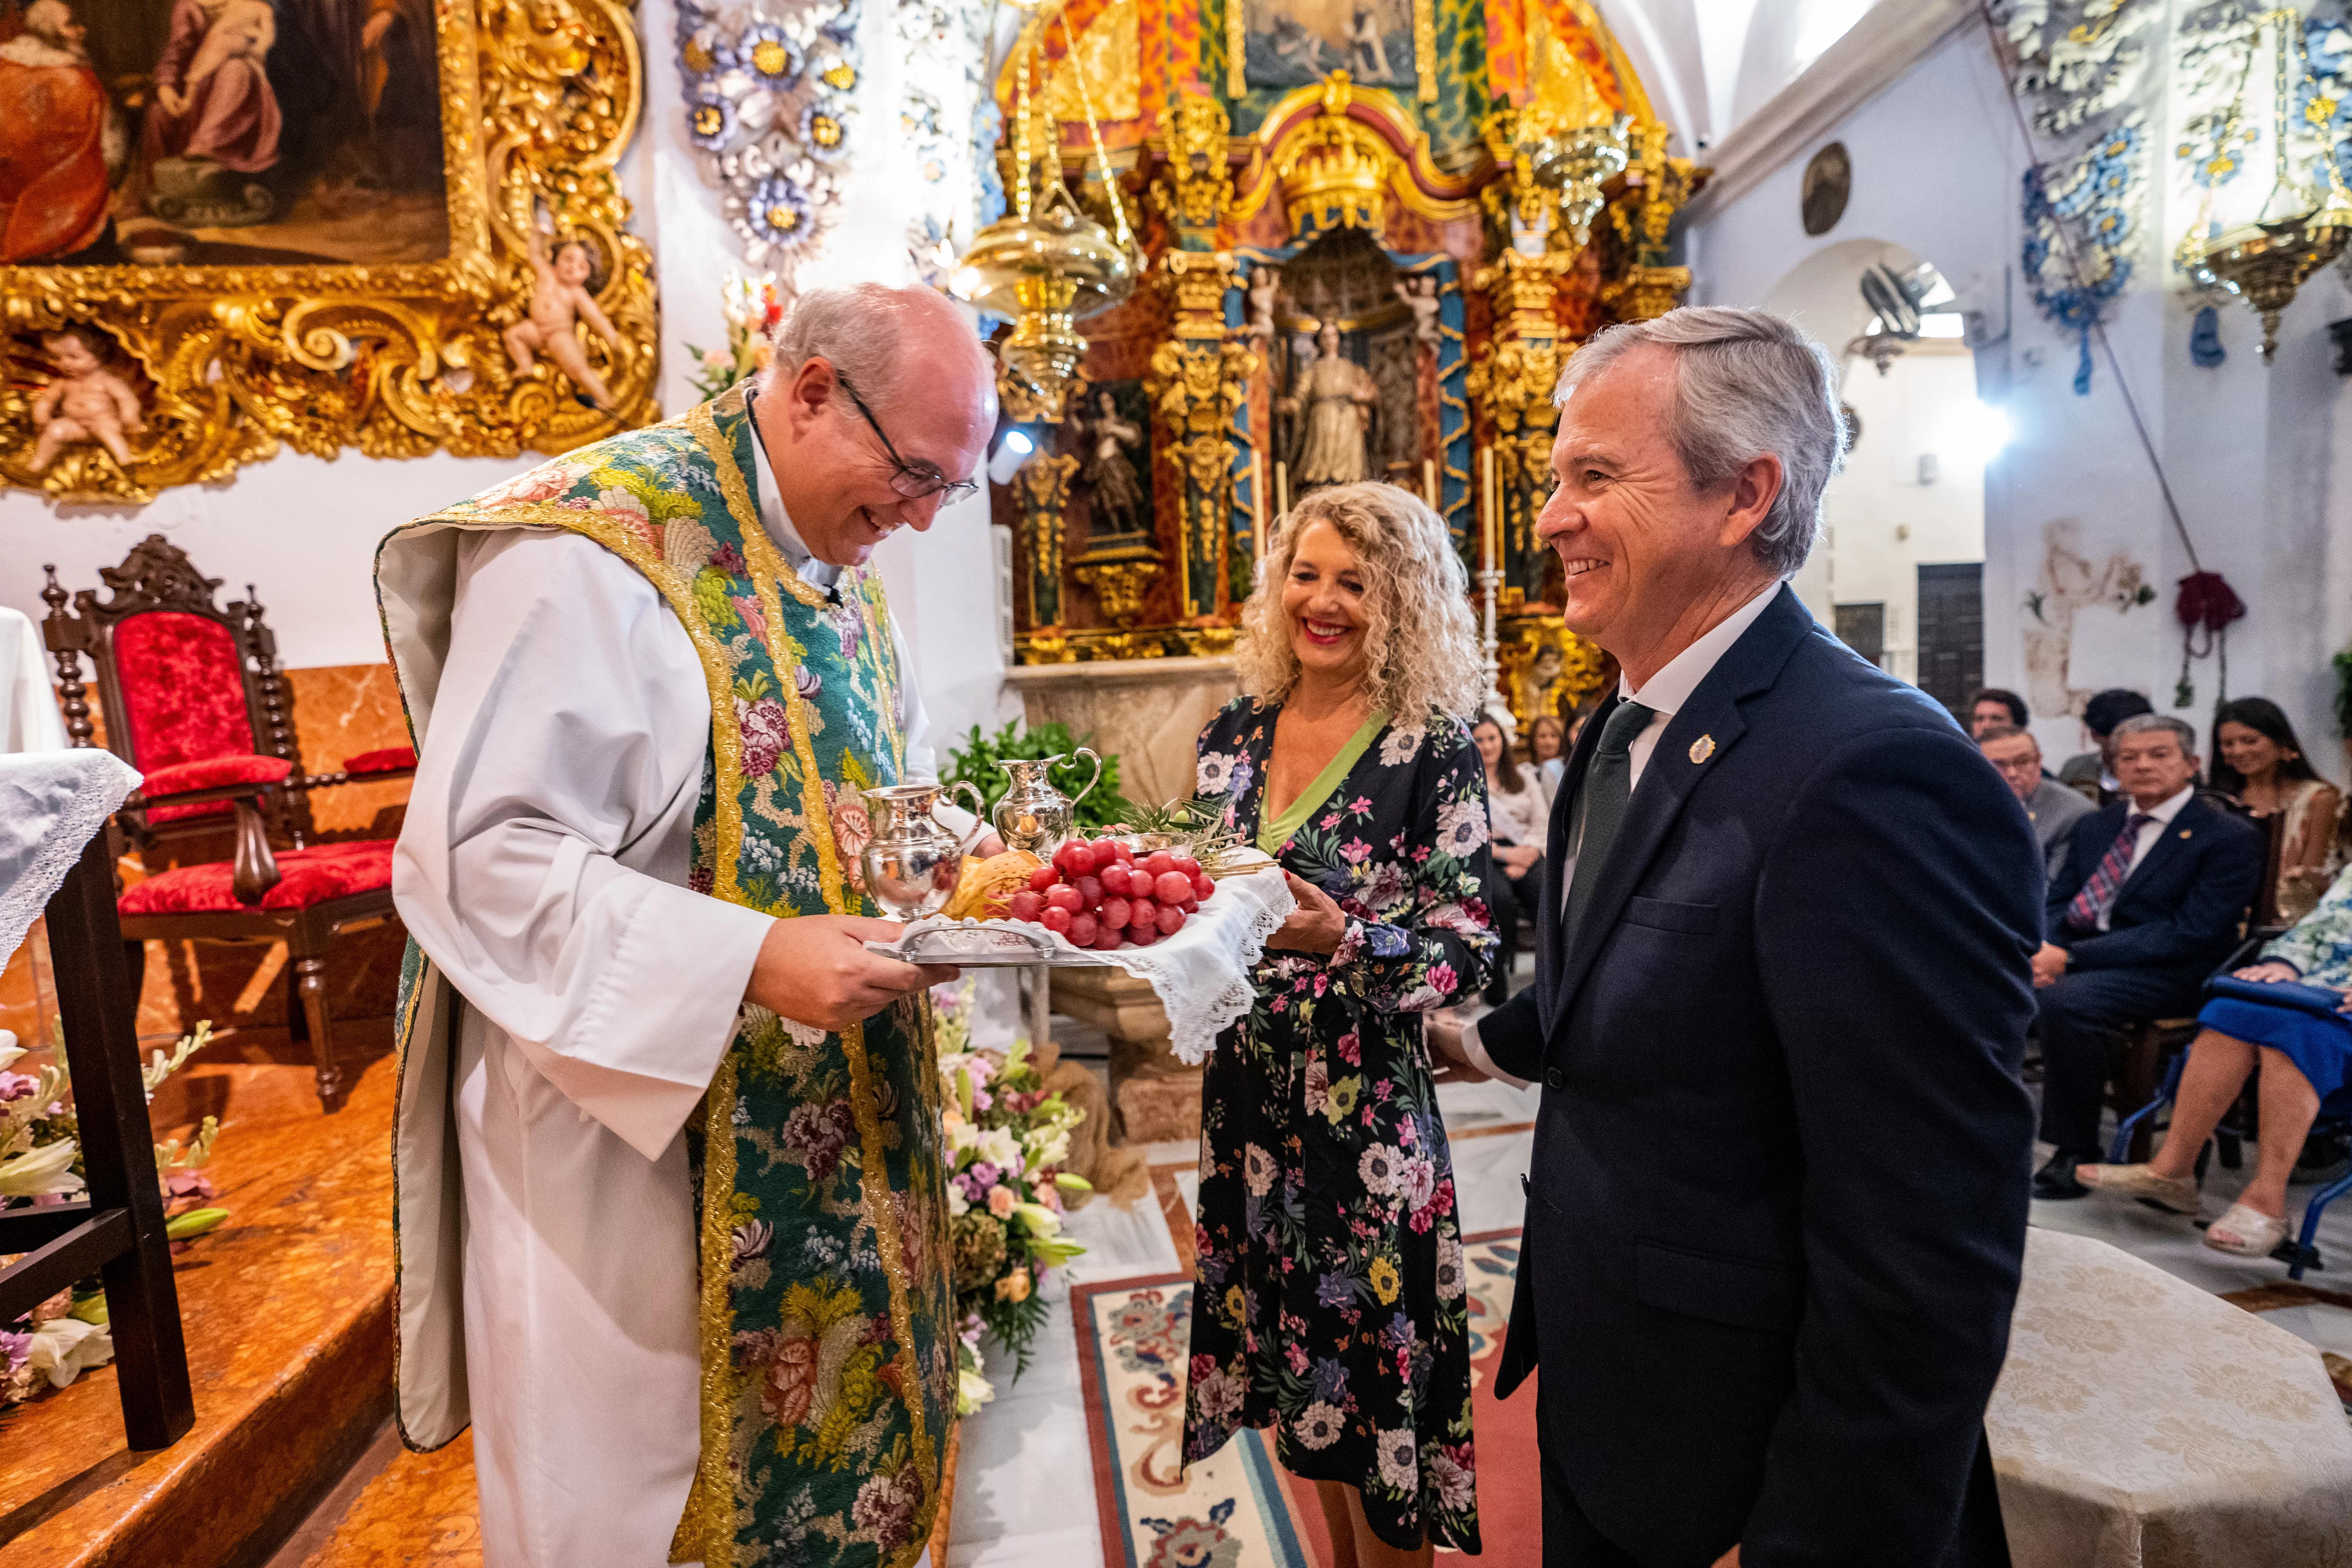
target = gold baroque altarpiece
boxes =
[988,0,1706,733]
[0,0,656,504]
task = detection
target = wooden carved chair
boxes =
[40,535,416,1109]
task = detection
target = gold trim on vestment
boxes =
[674,1053,743,1568]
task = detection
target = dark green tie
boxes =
[1563,699,1654,948]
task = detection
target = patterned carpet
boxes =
[1072,1231,1538,1567]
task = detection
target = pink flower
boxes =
[730,594,769,645]
[851,1467,924,1552]
[736,695,790,781]
[987,1184,1016,1218]
[828,783,872,894]
[1336,1031,1360,1066]
[475,462,577,508]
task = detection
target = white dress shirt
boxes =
[393,459,944,1568]
[2096,782,2196,931]
[1458,584,1782,1089]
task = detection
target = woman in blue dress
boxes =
[1183,481,1496,1567]
[2081,861,2352,1255]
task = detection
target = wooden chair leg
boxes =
[292,954,342,1112]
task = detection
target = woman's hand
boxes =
[2233,960,2299,984]
[1268,872,1348,955]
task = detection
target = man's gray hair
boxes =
[766,282,985,407]
[1553,306,1847,578]
[2112,713,2200,758]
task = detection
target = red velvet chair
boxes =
[41,535,416,1110]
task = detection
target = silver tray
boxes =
[865,916,1102,968]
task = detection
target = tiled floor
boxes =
[944,960,2352,1568]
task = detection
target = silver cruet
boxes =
[859,781,990,920]
[990,749,1103,858]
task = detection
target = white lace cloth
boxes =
[886,866,1294,1065]
[0,750,142,963]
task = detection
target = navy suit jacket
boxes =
[1478,586,2042,1567]
[2044,796,2263,979]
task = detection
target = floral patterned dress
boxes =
[1182,699,1499,1553]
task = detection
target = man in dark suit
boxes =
[1430,307,2042,1567]
[2029,713,2264,1198]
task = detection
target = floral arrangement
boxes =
[933,981,1089,1414]
[673,0,862,274]
[686,272,784,403]
[0,1023,227,1409]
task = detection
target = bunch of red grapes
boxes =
[1004,837,1216,950]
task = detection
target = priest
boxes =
[377,283,997,1568]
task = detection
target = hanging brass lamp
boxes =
[947,8,1139,422]
[2198,6,2352,361]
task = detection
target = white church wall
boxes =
[1686,18,2352,784]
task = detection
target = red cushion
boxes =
[343,746,416,775]
[118,839,394,915]
[111,612,253,773]
[141,753,294,824]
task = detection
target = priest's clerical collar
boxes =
[744,385,843,593]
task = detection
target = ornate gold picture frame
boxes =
[0,0,656,503]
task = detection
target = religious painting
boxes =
[1064,377,1153,547]
[1801,141,1851,237]
[1243,0,1414,93]
[0,0,657,503]
[0,0,444,267]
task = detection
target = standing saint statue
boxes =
[377,284,998,1568]
[1076,387,1147,537]
[1279,321,1379,490]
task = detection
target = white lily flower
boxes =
[0,1138,85,1200]
[27,1314,112,1389]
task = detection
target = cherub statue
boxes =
[1393,274,1440,345]
[1245,264,1281,344]
[29,327,144,473]
[504,222,624,411]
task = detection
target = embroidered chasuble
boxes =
[376,385,956,1567]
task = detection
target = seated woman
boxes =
[2210,696,2342,922]
[2081,862,2352,1255]
[1185,481,1495,1568]
[1527,711,1566,804]
[1472,713,1546,1005]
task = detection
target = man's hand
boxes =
[1710,1547,1740,1568]
[974,832,1007,859]
[2234,959,2298,984]
[745,915,956,1033]
[2031,942,2070,989]
[1268,873,1348,954]
[1424,1010,1490,1083]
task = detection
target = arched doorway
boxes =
[1765,240,2002,717]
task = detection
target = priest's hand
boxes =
[747,915,958,1032]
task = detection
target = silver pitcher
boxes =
[991,749,1103,857]
[860,781,989,920]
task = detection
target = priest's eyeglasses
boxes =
[833,370,979,505]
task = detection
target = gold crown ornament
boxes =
[1276,73,1402,236]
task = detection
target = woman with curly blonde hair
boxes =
[1183,481,1498,1566]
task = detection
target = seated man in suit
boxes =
[2033,713,2265,1198]
[2057,686,2153,801]
[1981,723,2092,878]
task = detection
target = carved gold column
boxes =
[1149,94,1235,253]
[1012,450,1079,660]
[1602,124,1697,323]
[1143,250,1256,639]
[1467,248,1569,606]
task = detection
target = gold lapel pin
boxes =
[1689,735,1716,764]
[2179,829,2192,838]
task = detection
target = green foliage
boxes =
[942,719,1140,833]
